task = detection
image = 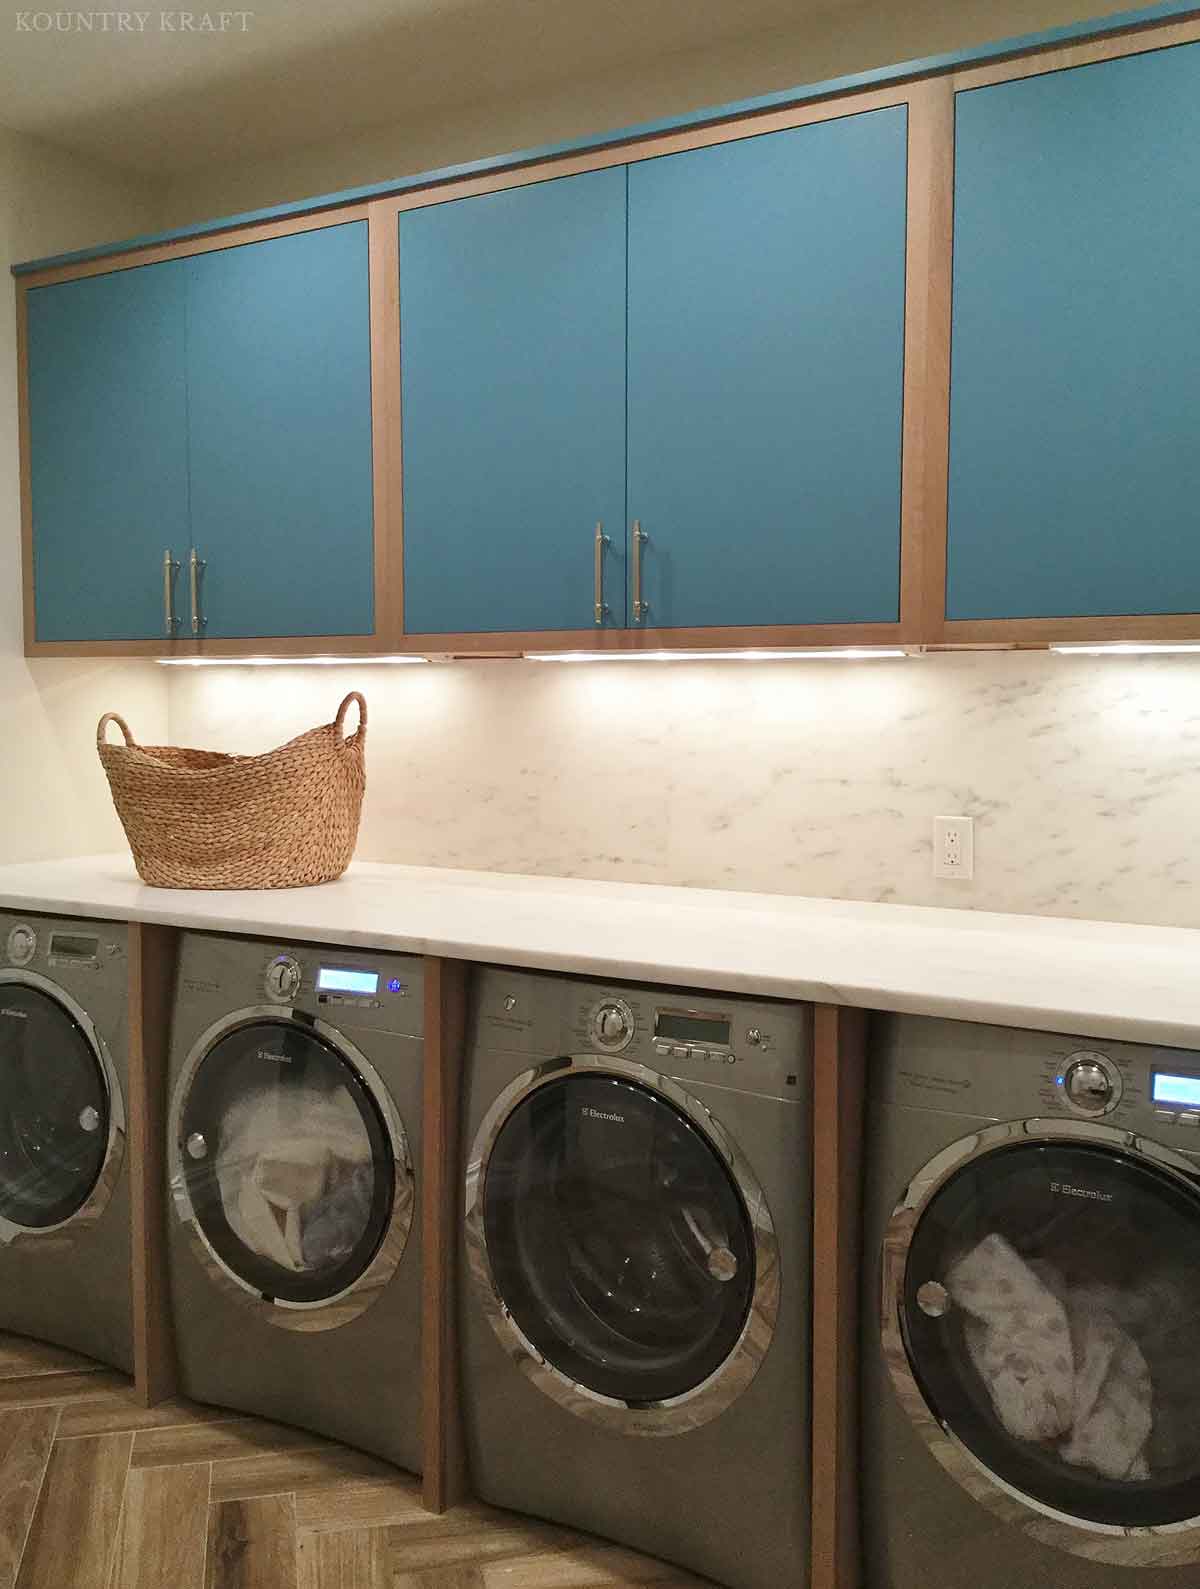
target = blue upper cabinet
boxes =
[186,222,375,639]
[26,261,190,643]
[626,107,908,630]
[948,42,1200,621]
[399,168,628,634]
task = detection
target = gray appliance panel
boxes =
[863,1012,1200,1588]
[0,911,132,1372]
[463,967,811,1589]
[168,931,424,1474]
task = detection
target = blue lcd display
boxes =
[317,967,379,996]
[1152,1072,1200,1108]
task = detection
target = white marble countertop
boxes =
[1,853,1199,1048]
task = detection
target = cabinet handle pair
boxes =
[592,522,649,627]
[161,549,206,637]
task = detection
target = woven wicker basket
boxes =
[97,692,367,890]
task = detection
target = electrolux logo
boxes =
[1050,1181,1114,1203]
[255,1048,291,1064]
[0,1008,28,1020]
[582,1106,625,1124]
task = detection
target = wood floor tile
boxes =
[291,1476,425,1532]
[15,1431,132,1589]
[131,1417,327,1470]
[0,1370,128,1410]
[0,1337,103,1381]
[59,1393,233,1440]
[476,1544,708,1586]
[296,1527,388,1589]
[0,1407,58,1589]
[206,1496,298,1589]
[106,1463,209,1589]
[381,1512,569,1573]
[211,1444,397,1504]
[391,1571,484,1589]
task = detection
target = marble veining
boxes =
[166,650,1200,928]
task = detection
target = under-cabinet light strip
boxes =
[523,648,911,662]
[156,655,429,667]
[1049,643,1200,656]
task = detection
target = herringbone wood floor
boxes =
[0,1333,708,1588]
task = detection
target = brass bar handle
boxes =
[189,547,206,635]
[593,522,609,626]
[162,549,180,637]
[632,520,648,623]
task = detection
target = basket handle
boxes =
[97,713,135,750]
[334,692,367,743]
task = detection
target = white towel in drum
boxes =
[215,1085,372,1271]
[946,1233,1076,1442]
[945,1233,1152,1481]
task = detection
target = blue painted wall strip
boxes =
[10,0,1199,277]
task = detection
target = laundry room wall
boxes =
[165,650,1200,930]
[156,0,1136,227]
[0,127,169,865]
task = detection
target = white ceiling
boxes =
[0,0,852,176]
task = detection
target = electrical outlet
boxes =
[933,815,975,880]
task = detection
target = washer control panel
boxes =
[263,955,303,1004]
[475,970,806,1101]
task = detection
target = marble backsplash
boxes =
[165,649,1200,929]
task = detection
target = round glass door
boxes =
[480,1071,758,1409]
[177,1019,397,1307]
[0,983,110,1229]
[892,1133,1200,1538]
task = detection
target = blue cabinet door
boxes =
[948,42,1200,621]
[186,221,375,640]
[26,261,189,642]
[399,168,628,634]
[626,108,908,630]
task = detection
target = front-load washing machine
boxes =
[166,930,423,1472]
[0,910,132,1372]
[461,967,811,1589]
[864,1013,1200,1587]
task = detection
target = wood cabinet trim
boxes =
[899,79,954,647]
[128,921,180,1408]
[18,205,371,291]
[421,956,469,1514]
[369,206,404,647]
[810,1003,867,1589]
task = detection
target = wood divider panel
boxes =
[810,1004,867,1589]
[127,921,180,1408]
[421,955,469,1513]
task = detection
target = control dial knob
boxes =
[591,999,634,1050]
[1063,1055,1115,1115]
[264,956,302,1003]
[6,925,36,966]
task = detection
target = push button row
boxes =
[1155,1108,1200,1128]
[653,1041,737,1066]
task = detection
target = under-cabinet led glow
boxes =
[156,655,428,666]
[522,648,911,663]
[1049,643,1200,656]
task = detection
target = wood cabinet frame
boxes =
[15,10,1200,659]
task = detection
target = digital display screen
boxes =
[49,935,98,960]
[655,1009,731,1046]
[317,967,379,996]
[1152,1071,1200,1108]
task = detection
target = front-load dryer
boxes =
[0,910,132,1372]
[864,1013,1200,1587]
[461,967,811,1589]
[166,931,423,1472]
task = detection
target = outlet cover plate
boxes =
[933,815,975,880]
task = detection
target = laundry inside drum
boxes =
[903,1139,1200,1529]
